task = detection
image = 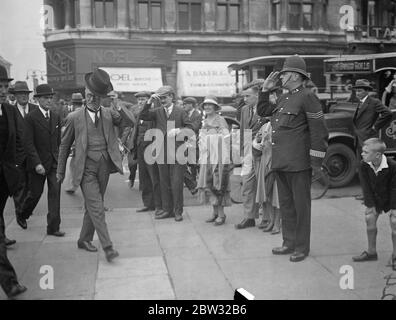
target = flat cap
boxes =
[183,97,197,105]
[135,91,151,98]
[156,85,175,96]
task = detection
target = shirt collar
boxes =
[360,95,369,104]
[188,109,195,118]
[38,105,49,117]
[368,154,388,175]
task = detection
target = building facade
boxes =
[43,0,395,100]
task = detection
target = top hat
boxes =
[202,95,221,111]
[352,79,373,91]
[183,97,197,106]
[85,68,114,98]
[135,91,151,98]
[0,65,13,82]
[156,85,175,97]
[12,81,32,94]
[34,84,55,97]
[71,92,83,104]
[279,55,310,79]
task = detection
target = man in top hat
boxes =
[258,55,329,262]
[63,93,84,194]
[131,91,162,213]
[0,64,28,298]
[140,86,194,222]
[352,79,392,201]
[56,68,135,262]
[182,97,202,195]
[19,84,65,236]
[10,81,38,230]
[235,84,266,230]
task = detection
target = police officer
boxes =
[258,55,329,262]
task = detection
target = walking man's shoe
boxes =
[5,238,16,246]
[155,211,174,220]
[6,284,27,299]
[16,216,27,230]
[352,251,378,262]
[272,246,294,255]
[355,194,364,201]
[78,241,98,252]
[289,252,307,262]
[235,218,255,229]
[175,214,183,222]
[104,247,119,262]
[47,231,66,237]
[155,209,165,216]
[136,207,154,212]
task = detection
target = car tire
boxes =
[324,143,357,188]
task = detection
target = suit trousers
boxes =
[158,163,186,216]
[127,153,137,187]
[241,157,260,219]
[65,156,78,191]
[79,156,112,250]
[138,144,161,209]
[22,166,61,233]
[12,161,29,218]
[0,170,18,295]
[275,170,312,255]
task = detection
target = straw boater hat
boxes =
[279,54,310,79]
[352,79,373,91]
[85,68,114,98]
[202,95,221,111]
[34,84,55,97]
[0,65,13,82]
[11,81,32,94]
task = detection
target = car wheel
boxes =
[324,143,357,188]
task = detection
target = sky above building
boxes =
[0,0,46,88]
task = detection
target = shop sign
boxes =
[177,61,235,97]
[353,25,396,40]
[101,67,163,92]
[46,48,75,84]
[325,60,373,74]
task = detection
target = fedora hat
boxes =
[202,95,221,111]
[352,79,373,91]
[71,92,83,104]
[12,81,32,93]
[279,54,310,79]
[0,65,13,82]
[135,91,151,98]
[85,68,114,98]
[34,84,55,97]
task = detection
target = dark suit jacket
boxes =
[14,103,38,163]
[361,157,396,213]
[353,96,392,147]
[24,107,62,173]
[0,103,24,195]
[240,103,263,158]
[188,109,202,134]
[140,103,193,162]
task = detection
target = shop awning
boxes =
[324,52,396,74]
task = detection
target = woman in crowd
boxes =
[197,96,231,226]
[254,88,281,234]
[382,78,396,110]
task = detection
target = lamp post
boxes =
[26,70,46,90]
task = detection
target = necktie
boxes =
[354,102,362,121]
[87,107,99,127]
[22,107,27,118]
[165,107,170,118]
[45,111,50,121]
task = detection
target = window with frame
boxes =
[178,1,202,31]
[216,0,240,31]
[271,0,281,30]
[360,0,380,26]
[288,1,313,30]
[70,0,81,28]
[138,0,162,30]
[94,0,115,28]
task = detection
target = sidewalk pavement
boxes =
[1,197,395,300]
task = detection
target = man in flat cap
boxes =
[57,68,135,262]
[10,81,38,230]
[182,97,202,195]
[258,55,329,262]
[140,86,193,222]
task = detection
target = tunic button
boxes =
[276,119,279,122]
[272,143,275,145]
[286,97,289,100]
[272,131,275,133]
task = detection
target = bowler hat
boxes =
[0,65,13,82]
[352,79,373,91]
[12,81,32,93]
[183,97,197,105]
[34,84,55,97]
[202,95,221,111]
[135,91,151,98]
[156,86,175,97]
[279,55,310,79]
[71,93,83,104]
[85,68,114,98]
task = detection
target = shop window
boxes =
[178,1,202,31]
[288,1,313,30]
[216,0,240,31]
[138,1,163,30]
[94,0,115,28]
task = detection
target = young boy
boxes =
[352,138,396,270]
